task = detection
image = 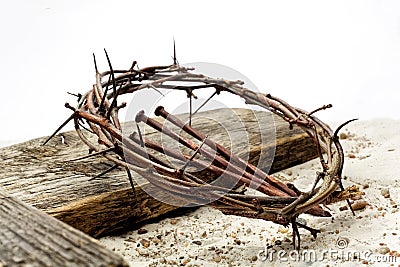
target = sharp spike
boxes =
[136,123,145,148]
[93,53,99,74]
[334,118,358,139]
[179,136,207,173]
[173,37,177,65]
[125,168,136,197]
[104,49,119,119]
[129,60,137,71]
[193,90,218,116]
[42,113,75,145]
[71,146,116,161]
[89,164,119,181]
[338,180,356,216]
[104,49,117,97]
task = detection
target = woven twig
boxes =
[45,48,356,249]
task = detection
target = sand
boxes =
[100,119,400,266]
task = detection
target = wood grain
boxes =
[0,189,128,267]
[0,108,318,237]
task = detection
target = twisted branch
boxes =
[45,49,356,250]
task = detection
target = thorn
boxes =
[99,49,115,115]
[129,60,137,71]
[64,102,76,112]
[310,171,325,193]
[67,92,82,102]
[104,49,116,97]
[93,53,98,74]
[104,49,118,119]
[193,90,218,116]
[173,37,177,65]
[334,118,358,139]
[346,198,356,216]
[77,120,95,134]
[136,123,145,148]
[71,146,116,161]
[42,113,75,145]
[338,180,356,216]
[179,136,207,173]
[308,104,333,116]
[117,102,127,110]
[291,217,301,250]
[189,91,192,127]
[89,164,119,181]
[296,222,321,239]
[149,84,165,97]
[125,168,136,198]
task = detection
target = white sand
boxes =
[100,119,400,266]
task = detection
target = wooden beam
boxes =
[0,108,318,237]
[0,189,128,267]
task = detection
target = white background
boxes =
[1,0,400,146]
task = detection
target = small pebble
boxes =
[278,227,289,234]
[351,200,368,211]
[251,255,258,261]
[234,239,241,245]
[137,228,148,235]
[201,231,207,238]
[170,219,178,225]
[389,250,400,257]
[192,240,202,246]
[12,256,24,264]
[140,238,150,248]
[381,188,390,198]
[378,246,390,255]
[339,133,348,140]
[362,184,369,189]
[213,255,221,263]
[339,206,348,211]
[348,153,356,159]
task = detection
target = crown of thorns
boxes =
[44,46,357,249]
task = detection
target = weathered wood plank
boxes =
[0,108,318,237]
[0,189,128,267]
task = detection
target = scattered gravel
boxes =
[100,121,400,266]
[381,188,390,198]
